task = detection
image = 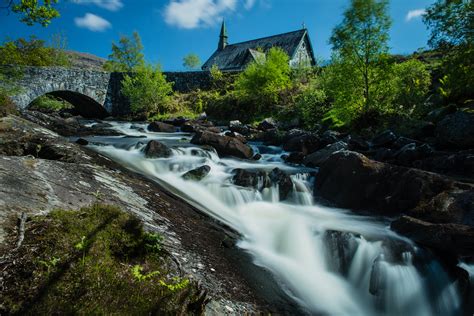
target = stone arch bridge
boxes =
[8,66,212,118]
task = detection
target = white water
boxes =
[84,121,463,315]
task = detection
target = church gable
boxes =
[202,24,316,71]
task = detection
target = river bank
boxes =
[0,114,302,314]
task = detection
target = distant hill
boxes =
[65,51,106,71]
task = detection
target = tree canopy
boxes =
[103,32,145,72]
[182,54,201,70]
[2,0,60,26]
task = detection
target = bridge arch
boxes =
[9,67,114,118]
[28,90,109,118]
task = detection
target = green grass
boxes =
[0,204,206,315]
[29,94,73,111]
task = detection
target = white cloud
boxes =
[406,9,425,22]
[244,0,255,10]
[72,0,123,11]
[75,13,111,32]
[163,0,237,29]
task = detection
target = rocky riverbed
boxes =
[1,109,474,314]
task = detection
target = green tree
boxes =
[103,32,145,72]
[182,53,201,70]
[2,0,60,26]
[423,0,473,102]
[329,0,392,110]
[121,64,174,118]
[234,47,292,106]
[393,59,431,114]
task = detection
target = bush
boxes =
[234,47,292,110]
[393,59,431,115]
[296,79,328,130]
[121,64,174,118]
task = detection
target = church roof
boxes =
[202,29,314,71]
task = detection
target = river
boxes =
[79,121,467,315]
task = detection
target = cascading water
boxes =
[81,121,464,315]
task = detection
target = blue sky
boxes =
[0,0,436,71]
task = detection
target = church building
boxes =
[202,21,316,71]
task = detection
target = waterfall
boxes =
[83,121,463,315]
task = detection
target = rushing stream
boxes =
[80,121,466,315]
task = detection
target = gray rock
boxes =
[191,131,253,159]
[143,140,172,158]
[436,111,474,148]
[372,130,397,147]
[148,121,177,133]
[303,141,347,167]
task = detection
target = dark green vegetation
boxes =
[183,53,202,70]
[0,204,205,315]
[29,94,73,112]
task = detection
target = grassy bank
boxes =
[0,204,206,315]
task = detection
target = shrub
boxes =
[121,63,174,118]
[296,79,328,130]
[393,59,431,115]
[234,47,292,109]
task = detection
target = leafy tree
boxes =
[103,32,145,72]
[234,47,292,106]
[121,64,174,118]
[1,0,60,26]
[296,77,328,130]
[393,59,431,114]
[329,0,391,110]
[423,0,473,102]
[182,53,201,70]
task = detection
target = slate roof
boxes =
[202,29,315,71]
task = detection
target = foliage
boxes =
[234,47,292,109]
[121,63,174,118]
[6,0,60,26]
[103,31,145,72]
[182,53,201,70]
[423,0,474,102]
[392,59,431,115]
[330,0,391,110]
[0,204,203,314]
[29,94,73,111]
[296,78,328,130]
[0,36,70,67]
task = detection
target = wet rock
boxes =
[147,121,177,133]
[283,133,321,155]
[394,143,434,166]
[392,137,421,149]
[285,152,305,164]
[347,135,370,151]
[303,141,347,167]
[232,168,270,190]
[163,117,187,126]
[269,168,293,200]
[413,149,474,179]
[373,147,394,161]
[191,131,253,159]
[143,140,172,158]
[182,165,211,181]
[315,151,472,219]
[76,138,89,146]
[92,122,113,129]
[258,118,276,131]
[261,129,287,146]
[321,130,340,146]
[252,153,262,160]
[229,120,250,136]
[371,130,397,148]
[324,230,358,276]
[391,216,474,258]
[436,111,474,148]
[224,131,247,144]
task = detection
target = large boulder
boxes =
[413,149,474,179]
[182,165,211,181]
[436,111,474,148]
[147,121,177,133]
[315,151,472,220]
[282,132,322,155]
[391,216,474,258]
[303,141,347,167]
[143,140,172,158]
[190,131,253,159]
[258,118,277,131]
[371,130,397,148]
